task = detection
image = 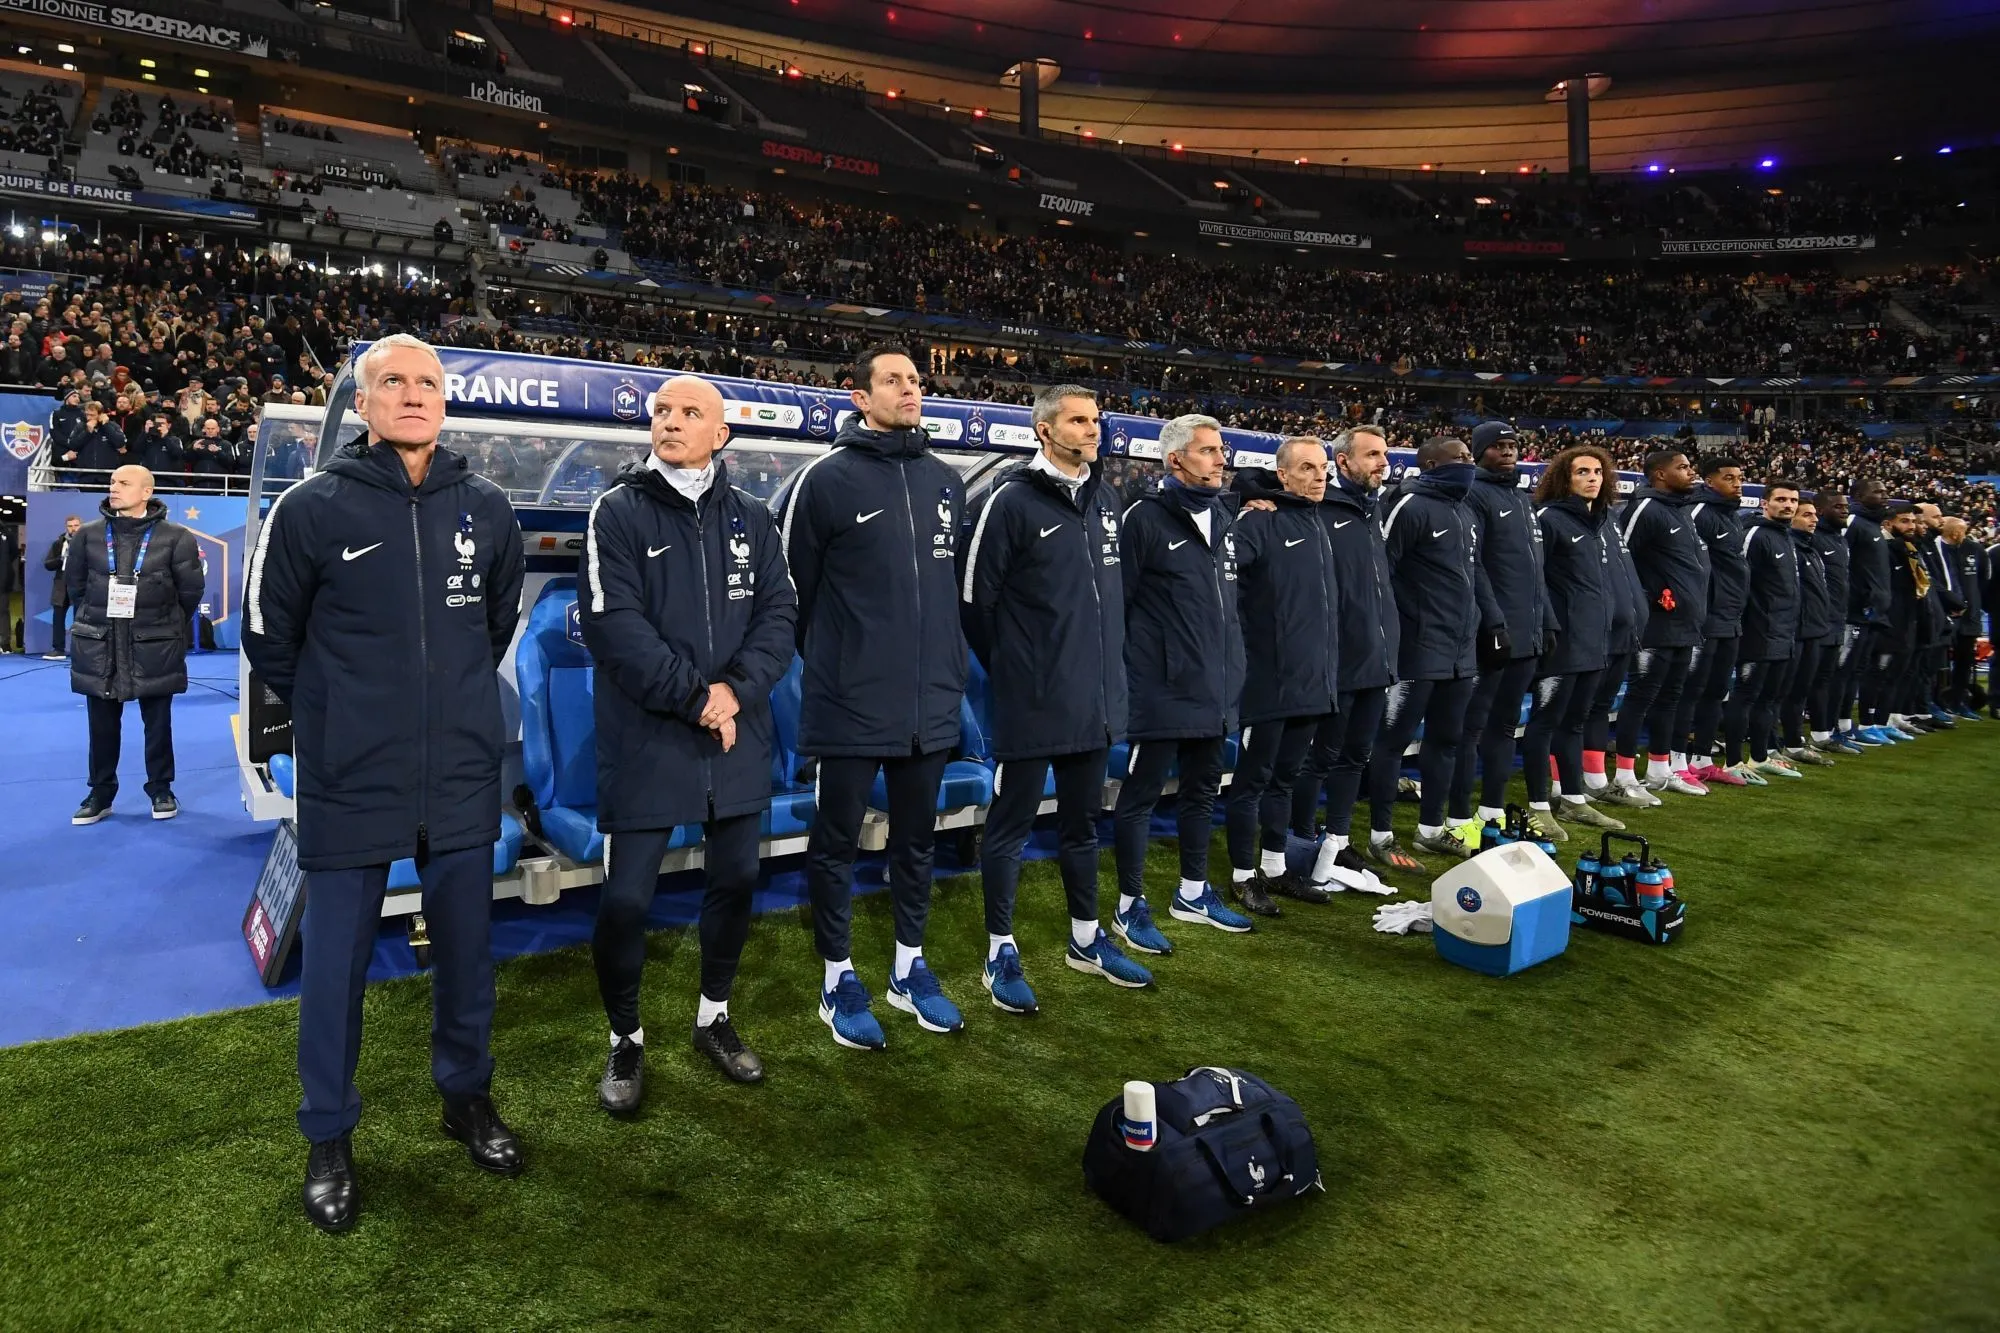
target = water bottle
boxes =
[1480,819,1506,852]
[1574,849,1600,900]
[1598,855,1628,907]
[1121,1080,1157,1151]
[1656,858,1675,898]
[1636,862,1666,910]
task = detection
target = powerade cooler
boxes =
[1431,841,1572,976]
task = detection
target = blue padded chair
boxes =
[267,753,522,887]
[868,686,996,813]
[765,656,816,837]
[516,580,698,864]
[962,655,1057,798]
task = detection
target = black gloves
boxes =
[1540,629,1559,661]
[1477,626,1512,672]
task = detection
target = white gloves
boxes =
[1372,901,1434,935]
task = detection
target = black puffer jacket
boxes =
[1318,476,1398,693]
[1464,465,1554,657]
[1686,484,1750,638]
[65,496,204,700]
[1230,471,1339,724]
[1738,516,1802,663]
[1793,525,1833,643]
[1536,497,1622,676]
[1120,481,1245,741]
[1617,486,1710,648]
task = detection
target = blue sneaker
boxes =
[1856,726,1894,745]
[981,944,1038,1016]
[1826,735,1865,756]
[1167,883,1254,934]
[1888,723,1919,741]
[819,971,886,1051]
[1954,707,1983,721]
[1066,929,1153,988]
[885,958,965,1033]
[1929,706,1959,727]
[1112,896,1174,955]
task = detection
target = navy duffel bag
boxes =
[1082,1066,1320,1242]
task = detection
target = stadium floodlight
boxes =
[1647,163,1662,173]
[139,58,155,68]
[7,224,22,239]
[1758,158,1776,169]
[40,230,57,244]
[1938,146,1953,154]
[194,68,209,78]
[56,43,73,53]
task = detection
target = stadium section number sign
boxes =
[243,820,306,986]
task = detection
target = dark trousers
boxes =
[1369,675,1476,831]
[1584,651,1632,756]
[1679,634,1740,761]
[806,748,950,961]
[1227,715,1322,870]
[48,601,68,654]
[1859,624,1914,725]
[297,843,493,1143]
[1523,668,1601,804]
[1113,736,1224,900]
[86,693,175,801]
[1783,638,1832,746]
[1451,656,1540,817]
[1290,686,1387,838]
[1822,626,1864,732]
[1946,633,1980,710]
[1615,645,1695,759]
[593,812,762,1034]
[981,747,1106,934]
[1915,639,1949,713]
[1723,655,1789,764]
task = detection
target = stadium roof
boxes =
[620,0,2000,93]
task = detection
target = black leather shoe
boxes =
[303,1135,357,1232]
[599,1037,645,1116]
[1231,876,1282,917]
[1263,870,1332,905]
[71,794,112,826]
[150,791,179,820]
[693,1014,765,1084]
[440,1095,523,1176]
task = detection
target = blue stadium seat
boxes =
[517,580,698,864]
[267,752,523,885]
[766,656,816,837]
[869,682,995,812]
[963,655,1055,797]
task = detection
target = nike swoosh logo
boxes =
[1431,529,1448,538]
[1498,509,1514,517]
[647,544,671,557]
[1669,526,1683,534]
[1285,538,1306,547]
[1039,525,1062,538]
[1333,521,1353,530]
[341,543,382,562]
[1168,539,1189,550]
[856,509,884,524]
[1571,534,1586,542]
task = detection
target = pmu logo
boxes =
[611,381,643,422]
[1456,887,1483,913]
[806,401,832,437]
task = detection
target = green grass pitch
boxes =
[2,731,1996,1332]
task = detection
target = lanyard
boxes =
[106,520,154,580]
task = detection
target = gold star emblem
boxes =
[182,506,200,520]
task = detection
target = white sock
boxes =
[1561,794,1590,808]
[1177,877,1206,903]
[1811,730,1831,744]
[1477,805,1506,825]
[1329,833,1349,854]
[1530,800,1551,811]
[823,958,853,994]
[1417,823,1444,840]
[1371,829,1394,846]
[1070,918,1098,948]
[612,1026,643,1047]
[987,933,1016,962]
[1583,771,1609,790]
[696,996,727,1026]
[1231,866,1255,883]
[1117,893,1137,915]
[1671,751,1688,773]
[1259,848,1286,876]
[893,941,923,981]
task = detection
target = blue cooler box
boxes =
[1431,841,1572,976]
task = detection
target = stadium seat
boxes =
[516,580,699,864]
[870,685,995,813]
[265,753,523,884]
[962,656,1056,798]
[766,657,816,838]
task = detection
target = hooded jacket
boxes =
[581,457,797,832]
[1792,524,1833,643]
[771,416,967,758]
[1119,481,1246,740]
[1536,496,1624,676]
[1686,483,1750,638]
[1319,475,1399,694]
[1230,471,1339,724]
[1379,467,1486,681]
[1845,500,1893,627]
[1812,516,1850,634]
[240,436,525,872]
[64,495,204,700]
[1738,515,1802,662]
[1607,515,1649,656]
[1464,465,1555,657]
[1617,485,1710,648]
[958,458,1127,760]
[1944,537,1985,638]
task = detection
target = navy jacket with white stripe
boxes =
[1617,486,1710,649]
[1738,516,1802,662]
[580,458,796,832]
[958,459,1126,761]
[770,417,967,758]
[240,436,524,872]
[1378,471,1489,681]
[1686,484,1750,638]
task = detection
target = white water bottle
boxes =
[1121,1080,1157,1151]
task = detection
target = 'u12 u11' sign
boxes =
[1659,235,1877,256]
[1197,219,1371,249]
